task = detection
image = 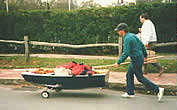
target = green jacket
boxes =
[117,32,148,64]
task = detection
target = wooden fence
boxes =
[0,36,176,62]
[0,36,122,62]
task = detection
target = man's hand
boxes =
[144,57,148,62]
[138,28,141,33]
[113,63,120,67]
[145,43,149,48]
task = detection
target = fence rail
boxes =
[1,40,176,48]
[154,42,177,47]
[0,40,119,48]
[0,36,177,62]
[0,40,24,44]
[30,41,119,48]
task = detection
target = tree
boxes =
[6,0,9,12]
[0,0,6,10]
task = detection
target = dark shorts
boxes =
[147,42,157,50]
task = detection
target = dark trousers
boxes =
[144,63,162,73]
[126,55,159,95]
[144,42,162,73]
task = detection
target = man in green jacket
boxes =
[114,23,164,101]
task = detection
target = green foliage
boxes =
[0,3,176,54]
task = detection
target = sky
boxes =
[95,0,117,6]
[75,0,136,6]
[77,0,118,6]
[40,0,118,7]
[41,0,136,7]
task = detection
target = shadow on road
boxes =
[50,91,106,99]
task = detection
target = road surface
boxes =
[1,86,176,110]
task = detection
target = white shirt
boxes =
[140,19,157,45]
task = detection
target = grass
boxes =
[156,52,176,56]
[0,56,176,73]
[0,56,117,68]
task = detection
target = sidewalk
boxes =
[0,54,176,60]
[0,54,118,59]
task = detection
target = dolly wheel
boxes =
[41,91,49,99]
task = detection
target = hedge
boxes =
[0,3,176,54]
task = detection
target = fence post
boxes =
[118,37,123,57]
[24,36,30,62]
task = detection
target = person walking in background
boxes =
[138,13,156,47]
[114,23,164,101]
[138,12,165,74]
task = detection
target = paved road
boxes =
[1,86,176,110]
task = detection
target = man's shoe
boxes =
[121,93,135,98]
[157,88,164,101]
[143,72,148,75]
